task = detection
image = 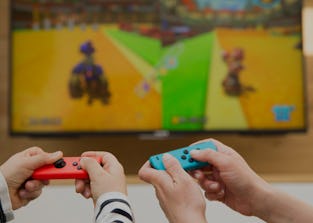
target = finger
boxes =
[191,170,215,185]
[190,148,230,170]
[138,161,158,184]
[19,188,42,200]
[75,179,91,198]
[190,139,230,168]
[80,157,105,181]
[189,170,207,182]
[81,151,123,175]
[81,151,105,158]
[190,138,226,150]
[83,186,92,199]
[41,180,50,186]
[162,153,190,183]
[24,180,45,192]
[210,139,238,154]
[191,138,238,155]
[204,189,225,201]
[75,179,87,194]
[190,169,223,188]
[203,180,222,193]
[199,165,214,173]
[192,173,221,192]
[101,152,124,175]
[138,161,172,187]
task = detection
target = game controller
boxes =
[149,141,217,171]
[32,157,102,180]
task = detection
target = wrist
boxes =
[95,191,129,208]
[168,208,207,223]
[0,170,14,221]
[249,180,275,220]
[171,214,207,223]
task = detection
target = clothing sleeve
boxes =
[0,171,14,223]
[94,192,135,223]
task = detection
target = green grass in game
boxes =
[106,29,161,66]
[106,29,214,130]
[161,32,214,130]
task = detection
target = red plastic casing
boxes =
[32,157,102,180]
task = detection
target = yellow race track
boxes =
[12,25,161,132]
[205,28,305,130]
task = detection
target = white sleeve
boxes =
[0,171,14,222]
[94,192,135,223]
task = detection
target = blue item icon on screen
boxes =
[272,105,295,122]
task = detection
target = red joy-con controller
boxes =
[32,157,102,180]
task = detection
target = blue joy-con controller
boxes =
[149,141,217,171]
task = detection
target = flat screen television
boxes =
[9,0,306,136]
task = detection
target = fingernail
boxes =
[80,157,90,163]
[50,151,62,158]
[217,190,225,197]
[19,190,27,198]
[209,183,218,190]
[190,150,200,155]
[163,153,172,161]
[194,172,201,179]
[84,190,91,198]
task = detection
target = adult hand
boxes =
[0,147,63,210]
[189,139,271,217]
[139,153,207,223]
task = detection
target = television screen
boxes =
[10,0,306,135]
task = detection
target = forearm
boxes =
[94,192,135,223]
[253,186,313,223]
[170,214,207,223]
[0,171,14,222]
[165,210,207,223]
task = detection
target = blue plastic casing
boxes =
[149,141,217,171]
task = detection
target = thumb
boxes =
[80,157,104,181]
[163,153,189,182]
[28,151,63,170]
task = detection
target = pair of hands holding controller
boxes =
[139,139,271,223]
[0,148,126,210]
[1,138,301,223]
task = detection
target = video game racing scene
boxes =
[10,0,305,134]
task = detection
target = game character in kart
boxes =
[69,41,111,105]
[221,48,254,96]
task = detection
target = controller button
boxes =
[189,158,194,162]
[183,149,189,154]
[54,159,66,168]
[77,166,82,170]
[72,162,78,166]
[181,155,187,160]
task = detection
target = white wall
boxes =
[303,7,313,56]
[12,183,313,223]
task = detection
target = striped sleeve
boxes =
[0,172,14,222]
[94,192,135,223]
